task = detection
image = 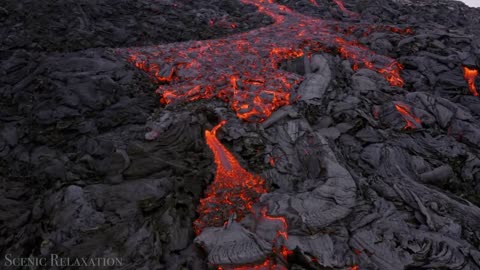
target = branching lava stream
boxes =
[125,0,410,122]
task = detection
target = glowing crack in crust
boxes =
[125,0,410,122]
[394,102,422,130]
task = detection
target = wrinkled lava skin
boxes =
[126,0,408,122]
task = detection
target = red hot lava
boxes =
[394,102,421,130]
[463,66,479,96]
[125,0,407,122]
[196,121,290,269]
[195,121,267,233]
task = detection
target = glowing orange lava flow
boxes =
[197,122,291,269]
[394,102,421,130]
[195,121,267,233]
[463,66,479,96]
[125,0,407,122]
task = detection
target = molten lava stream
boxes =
[125,0,409,123]
[197,121,290,269]
[195,120,267,233]
[463,66,479,96]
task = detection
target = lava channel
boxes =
[124,0,410,122]
[195,120,267,233]
[463,66,479,96]
[197,121,290,269]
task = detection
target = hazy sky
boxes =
[459,0,480,7]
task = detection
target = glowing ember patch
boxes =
[394,102,421,130]
[349,266,360,270]
[280,246,293,258]
[463,66,479,96]
[125,0,407,122]
[269,156,276,167]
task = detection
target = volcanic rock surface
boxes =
[1,0,480,269]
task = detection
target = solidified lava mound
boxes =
[2,0,480,270]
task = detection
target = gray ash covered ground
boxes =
[1,0,480,269]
